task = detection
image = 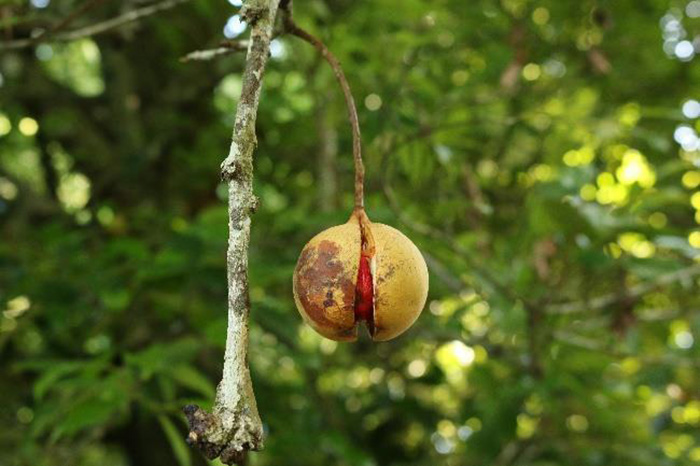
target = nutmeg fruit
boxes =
[293,209,428,341]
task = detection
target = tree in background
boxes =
[1,0,700,465]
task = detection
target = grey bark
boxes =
[184,0,280,464]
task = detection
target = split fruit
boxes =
[293,209,428,342]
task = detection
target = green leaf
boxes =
[125,338,201,379]
[50,397,120,441]
[32,362,84,400]
[158,415,192,466]
[169,365,215,398]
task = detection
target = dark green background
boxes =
[1,0,700,465]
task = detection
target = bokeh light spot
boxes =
[683,99,700,118]
[0,114,11,136]
[57,173,91,213]
[691,192,700,210]
[18,117,38,136]
[224,15,246,39]
[0,177,18,201]
[35,44,53,61]
[407,359,427,378]
[580,184,597,201]
[618,232,655,258]
[517,414,538,438]
[616,149,656,188]
[563,146,595,166]
[364,93,382,111]
[688,0,700,17]
[532,7,550,25]
[566,414,589,432]
[4,296,30,318]
[522,63,541,81]
[270,39,286,59]
[674,330,694,349]
[675,40,695,60]
[689,231,700,248]
[682,171,700,188]
[648,212,668,229]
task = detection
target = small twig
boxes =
[180,41,249,62]
[0,0,189,51]
[280,1,364,209]
[180,30,284,63]
[546,264,700,315]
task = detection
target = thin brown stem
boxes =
[282,3,364,209]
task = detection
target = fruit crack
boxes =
[354,220,375,335]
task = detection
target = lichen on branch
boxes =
[183,0,280,464]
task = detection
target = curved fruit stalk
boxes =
[293,208,428,341]
[287,20,428,341]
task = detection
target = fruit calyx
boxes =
[351,208,376,336]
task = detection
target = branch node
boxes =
[241,4,267,25]
[182,405,226,460]
[221,157,239,182]
[250,195,261,213]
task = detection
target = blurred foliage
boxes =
[1,0,700,465]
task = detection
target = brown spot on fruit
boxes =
[293,224,361,341]
[293,213,428,342]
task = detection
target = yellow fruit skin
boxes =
[293,217,429,342]
[293,222,360,341]
[371,223,429,341]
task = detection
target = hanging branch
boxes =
[280,0,364,209]
[32,0,107,44]
[0,0,189,51]
[183,0,280,464]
